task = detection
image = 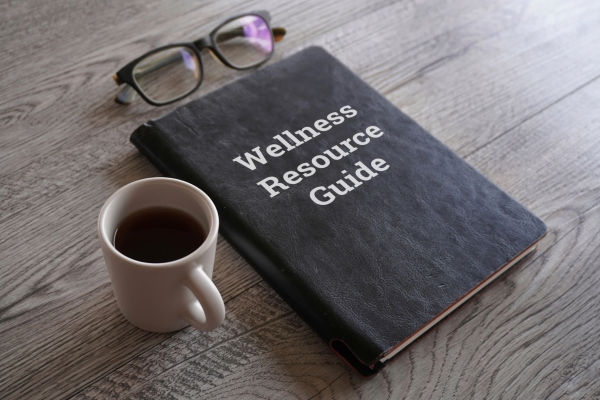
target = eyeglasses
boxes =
[112,10,286,106]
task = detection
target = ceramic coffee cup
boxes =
[97,177,225,333]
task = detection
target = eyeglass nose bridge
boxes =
[193,37,213,50]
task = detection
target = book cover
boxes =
[130,46,547,375]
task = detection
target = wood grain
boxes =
[73,68,600,400]
[1,0,600,398]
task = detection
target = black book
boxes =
[130,47,546,375]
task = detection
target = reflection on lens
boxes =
[215,15,273,68]
[133,46,201,103]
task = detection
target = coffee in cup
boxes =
[97,177,225,333]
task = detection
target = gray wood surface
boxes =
[1,0,599,398]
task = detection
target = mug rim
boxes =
[97,177,219,268]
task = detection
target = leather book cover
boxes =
[130,46,547,375]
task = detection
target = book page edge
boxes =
[379,242,540,363]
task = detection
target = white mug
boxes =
[97,177,225,333]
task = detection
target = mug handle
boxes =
[180,266,225,331]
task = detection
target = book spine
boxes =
[130,123,179,179]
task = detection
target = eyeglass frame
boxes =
[112,10,285,106]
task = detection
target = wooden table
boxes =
[2,0,599,398]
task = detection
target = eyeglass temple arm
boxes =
[272,27,286,42]
[114,82,138,105]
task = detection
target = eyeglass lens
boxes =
[133,46,201,103]
[215,15,273,68]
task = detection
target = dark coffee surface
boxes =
[114,207,205,263]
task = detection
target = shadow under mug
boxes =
[97,177,225,333]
